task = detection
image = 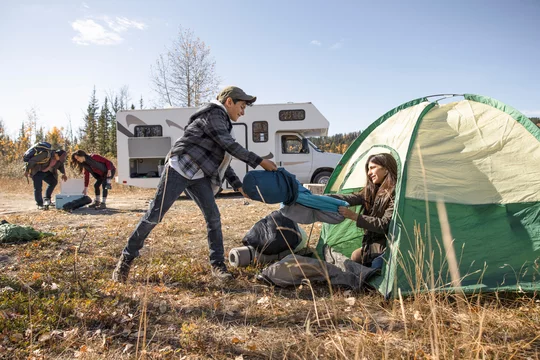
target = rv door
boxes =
[276,133,313,184]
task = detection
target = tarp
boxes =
[0,223,54,243]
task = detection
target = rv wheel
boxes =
[313,171,331,185]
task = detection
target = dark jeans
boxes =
[33,171,58,206]
[122,166,224,265]
[94,168,116,198]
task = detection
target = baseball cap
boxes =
[216,86,257,105]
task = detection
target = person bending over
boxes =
[71,150,116,210]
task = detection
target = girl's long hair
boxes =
[361,153,398,217]
[70,150,89,174]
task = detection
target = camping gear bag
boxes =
[242,168,299,204]
[242,210,302,255]
[62,196,92,211]
[260,247,379,289]
[243,168,349,212]
[230,227,310,268]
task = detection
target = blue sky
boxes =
[1,0,539,138]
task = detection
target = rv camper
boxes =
[116,103,342,189]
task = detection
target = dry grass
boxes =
[0,177,539,359]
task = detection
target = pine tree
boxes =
[0,119,12,158]
[35,126,45,143]
[97,97,110,155]
[81,87,99,152]
[17,121,32,161]
[18,122,31,150]
[139,95,144,109]
[107,97,120,156]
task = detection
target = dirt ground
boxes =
[1,179,539,359]
[0,189,151,215]
[0,183,299,277]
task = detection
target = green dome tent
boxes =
[317,94,540,298]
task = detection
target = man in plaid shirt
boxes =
[113,86,277,282]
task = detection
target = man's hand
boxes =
[61,174,68,182]
[238,187,250,199]
[260,159,277,171]
[338,206,358,221]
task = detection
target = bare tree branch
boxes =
[151,27,220,107]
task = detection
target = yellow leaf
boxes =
[247,344,257,351]
[231,337,244,344]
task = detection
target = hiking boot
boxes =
[211,262,233,282]
[95,202,107,210]
[88,200,100,209]
[37,205,45,210]
[112,254,134,283]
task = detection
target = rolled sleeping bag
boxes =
[63,195,93,211]
[242,210,302,255]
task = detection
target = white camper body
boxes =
[116,102,342,189]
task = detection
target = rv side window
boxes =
[281,135,308,154]
[279,109,305,121]
[253,121,268,142]
[134,125,163,137]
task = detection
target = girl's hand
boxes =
[338,206,358,221]
[238,187,250,199]
[107,170,112,177]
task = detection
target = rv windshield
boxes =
[307,139,324,153]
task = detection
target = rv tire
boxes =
[313,171,332,185]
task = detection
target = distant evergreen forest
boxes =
[309,131,360,154]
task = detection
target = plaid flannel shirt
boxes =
[168,102,262,190]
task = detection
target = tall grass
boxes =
[1,164,539,358]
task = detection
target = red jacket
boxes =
[84,154,115,187]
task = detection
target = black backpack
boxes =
[23,142,53,164]
[242,210,302,255]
